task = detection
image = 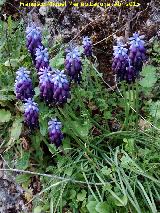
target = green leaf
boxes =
[7,16,12,35]
[101,166,112,176]
[139,65,157,88]
[16,152,30,170]
[48,144,57,154]
[69,189,77,200]
[0,109,11,122]
[0,94,15,102]
[114,195,128,207]
[77,190,87,202]
[10,117,23,140]
[34,87,40,97]
[103,111,111,119]
[50,51,64,69]
[95,202,111,213]
[39,118,48,136]
[150,101,160,119]
[63,137,71,152]
[33,206,44,213]
[4,58,19,67]
[73,120,91,138]
[64,167,73,176]
[86,201,99,213]
[16,174,31,184]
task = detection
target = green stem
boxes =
[122,82,129,130]
[135,80,139,132]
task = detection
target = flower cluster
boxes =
[82,36,92,57]
[15,25,93,146]
[14,67,34,101]
[52,70,71,105]
[26,24,42,62]
[48,118,63,147]
[39,67,54,104]
[112,32,146,83]
[65,46,82,83]
[35,45,50,73]
[24,98,39,129]
[129,32,146,75]
[112,43,129,80]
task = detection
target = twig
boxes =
[0,168,111,186]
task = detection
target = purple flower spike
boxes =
[24,98,39,129]
[35,46,50,72]
[82,36,92,57]
[129,32,146,73]
[52,70,71,105]
[14,67,35,101]
[48,118,63,147]
[26,24,42,62]
[112,42,129,80]
[65,46,82,83]
[39,67,54,104]
[125,66,136,84]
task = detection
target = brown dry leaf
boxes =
[139,119,151,131]
[24,189,33,202]
[20,137,30,151]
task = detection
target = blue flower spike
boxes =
[24,98,39,129]
[48,118,63,147]
[65,46,82,83]
[14,67,35,101]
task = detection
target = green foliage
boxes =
[0,109,11,122]
[149,101,160,119]
[16,151,30,170]
[139,65,157,88]
[10,117,23,140]
[87,201,99,213]
[50,50,65,70]
[0,17,160,213]
[150,39,160,64]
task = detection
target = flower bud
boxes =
[82,36,92,57]
[125,66,136,83]
[65,46,82,83]
[129,32,146,73]
[24,98,39,128]
[26,24,42,62]
[48,118,63,147]
[35,45,50,72]
[39,67,54,104]
[112,42,129,80]
[52,70,70,105]
[14,67,35,101]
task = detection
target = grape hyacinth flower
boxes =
[35,46,50,72]
[52,70,70,105]
[82,36,92,57]
[24,98,39,129]
[65,46,82,83]
[26,24,42,62]
[125,65,136,83]
[129,32,146,74]
[112,42,129,80]
[48,118,63,147]
[39,67,54,104]
[14,67,35,101]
